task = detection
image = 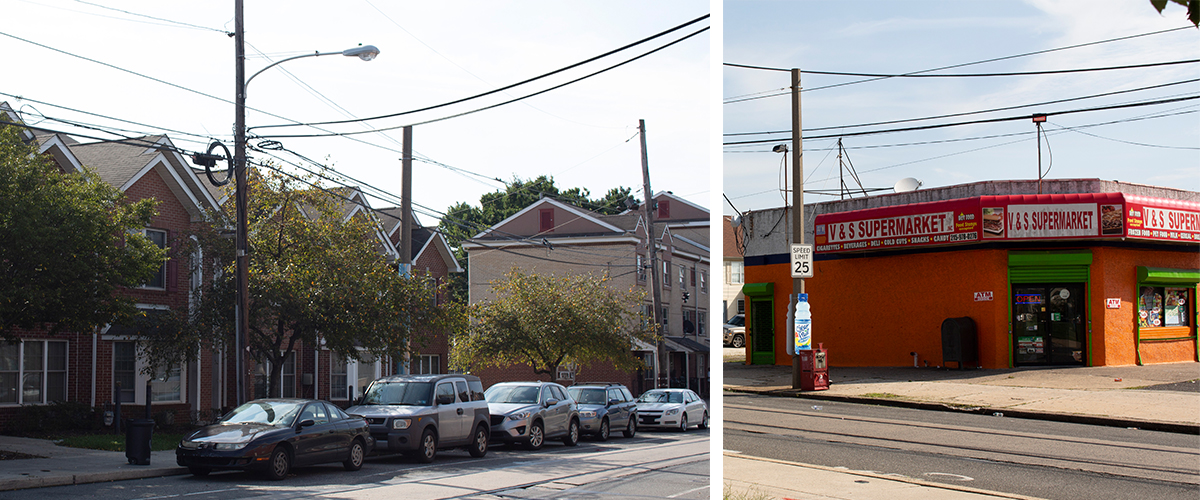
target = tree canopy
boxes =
[0,123,164,341]
[1150,0,1199,27]
[147,167,465,396]
[451,268,656,378]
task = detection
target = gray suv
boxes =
[567,383,637,441]
[346,374,490,463]
[485,381,580,450]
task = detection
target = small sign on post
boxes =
[790,244,814,278]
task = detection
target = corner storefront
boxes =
[740,181,1198,369]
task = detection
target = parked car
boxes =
[723,314,746,348]
[634,389,708,432]
[485,381,580,450]
[176,399,372,480]
[345,374,490,463]
[566,382,638,441]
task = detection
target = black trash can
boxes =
[125,419,154,465]
[941,317,978,369]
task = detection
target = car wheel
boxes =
[469,424,489,458]
[562,418,580,446]
[732,334,745,348]
[417,428,438,463]
[597,418,610,442]
[679,413,688,432]
[343,438,365,471]
[188,466,211,477]
[264,446,290,480]
[698,411,709,430]
[526,421,545,450]
[623,415,637,438]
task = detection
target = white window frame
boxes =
[139,228,168,290]
[0,340,69,406]
[253,352,297,398]
[108,339,185,405]
[416,354,440,375]
[327,349,383,400]
[730,260,744,285]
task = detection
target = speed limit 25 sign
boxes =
[790,244,814,278]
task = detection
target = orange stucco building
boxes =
[739,180,1198,369]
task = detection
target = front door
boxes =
[1013,285,1086,366]
[750,298,775,365]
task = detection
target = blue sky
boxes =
[3,1,711,226]
[723,0,1199,215]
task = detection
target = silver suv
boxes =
[346,374,490,463]
[485,381,580,450]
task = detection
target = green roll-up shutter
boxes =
[1009,251,1092,283]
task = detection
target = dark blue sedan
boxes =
[176,399,373,480]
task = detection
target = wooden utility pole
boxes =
[790,68,805,390]
[638,119,666,389]
[400,126,413,276]
[233,0,249,405]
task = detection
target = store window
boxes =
[1139,286,1190,328]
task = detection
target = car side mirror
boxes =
[436,394,455,406]
[544,398,559,408]
[608,398,620,406]
[298,419,315,430]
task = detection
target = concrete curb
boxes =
[0,466,188,492]
[725,387,1200,435]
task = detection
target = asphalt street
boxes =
[0,428,709,500]
[724,392,1200,500]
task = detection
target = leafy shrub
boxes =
[6,401,99,435]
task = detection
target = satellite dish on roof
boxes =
[893,177,922,193]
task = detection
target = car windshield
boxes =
[361,381,433,406]
[485,385,540,404]
[637,391,683,404]
[220,401,304,426]
[568,388,607,404]
[727,315,744,327]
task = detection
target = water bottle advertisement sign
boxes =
[794,293,812,353]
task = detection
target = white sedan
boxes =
[634,389,708,431]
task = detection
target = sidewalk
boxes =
[724,360,1200,433]
[725,453,1046,500]
[0,435,185,491]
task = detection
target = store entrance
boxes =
[749,298,775,365]
[1012,285,1086,366]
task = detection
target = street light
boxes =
[232,0,379,405]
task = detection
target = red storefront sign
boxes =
[814,193,1199,254]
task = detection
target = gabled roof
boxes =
[471,197,625,240]
[377,206,463,273]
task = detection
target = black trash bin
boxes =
[125,419,154,465]
[941,317,978,369]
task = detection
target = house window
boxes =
[357,354,379,397]
[636,255,647,282]
[698,312,706,336]
[151,364,182,402]
[539,209,554,233]
[330,352,348,400]
[700,271,708,293]
[113,342,136,403]
[737,299,746,315]
[416,355,440,375]
[679,265,686,288]
[143,229,167,289]
[662,261,671,288]
[658,200,670,219]
[690,266,696,287]
[0,341,68,405]
[253,353,296,398]
[728,261,744,285]
[661,306,669,330]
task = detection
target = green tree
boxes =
[1151,0,1199,26]
[451,268,656,378]
[148,167,465,397]
[438,176,635,302]
[0,123,164,341]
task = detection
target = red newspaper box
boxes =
[798,343,829,391]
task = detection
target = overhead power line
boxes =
[723,94,1200,146]
[254,25,709,139]
[251,14,710,133]
[721,26,1195,103]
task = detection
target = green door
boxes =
[750,298,775,365]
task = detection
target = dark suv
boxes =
[346,374,490,463]
[567,382,638,441]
